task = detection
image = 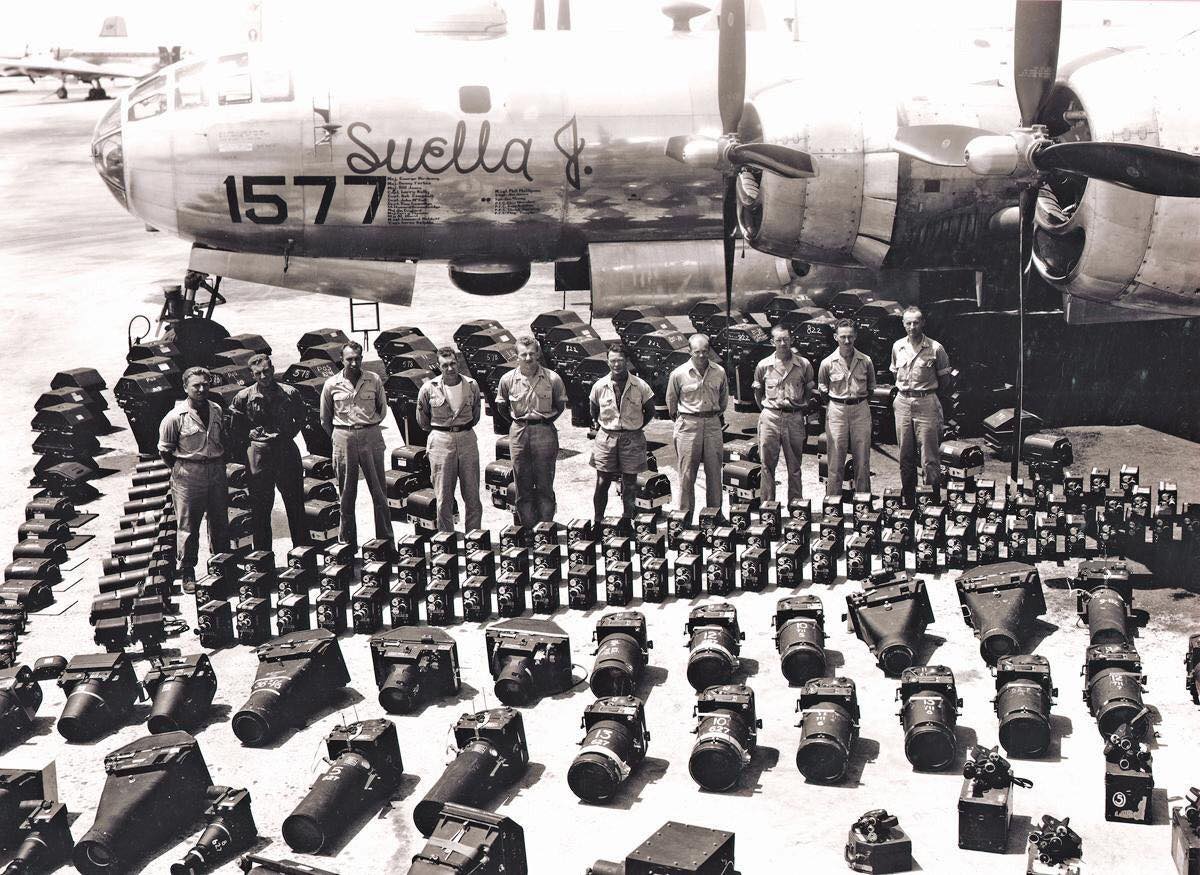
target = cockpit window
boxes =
[175,62,207,110]
[257,67,293,103]
[217,53,252,105]
[127,74,167,121]
[460,86,491,114]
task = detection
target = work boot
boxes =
[179,569,196,594]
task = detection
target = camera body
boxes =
[369,626,460,713]
[590,612,652,697]
[0,665,42,738]
[485,618,573,706]
[1082,642,1147,739]
[568,695,649,804]
[142,653,218,734]
[845,573,934,676]
[689,684,761,792]
[794,676,860,784]
[993,654,1057,758]
[57,652,140,741]
[685,603,743,691]
[897,665,961,771]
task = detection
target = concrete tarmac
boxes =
[1,87,1198,874]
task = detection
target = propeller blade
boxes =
[718,0,746,135]
[1014,0,1061,127]
[557,0,571,30]
[727,142,815,179]
[1033,141,1200,198]
[892,124,996,167]
[724,175,737,318]
[665,134,720,168]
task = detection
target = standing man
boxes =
[416,346,484,533]
[230,354,308,551]
[589,344,656,525]
[666,334,729,521]
[753,324,815,504]
[817,319,876,496]
[158,367,229,591]
[891,306,952,507]
[495,336,567,525]
[320,341,392,550]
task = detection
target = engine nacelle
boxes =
[1033,38,1200,319]
[737,79,900,270]
[448,259,532,295]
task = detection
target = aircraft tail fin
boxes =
[99,16,128,37]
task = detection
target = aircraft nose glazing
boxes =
[90,99,126,210]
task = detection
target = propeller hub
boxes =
[963,136,1021,177]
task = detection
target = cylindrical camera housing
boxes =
[567,696,648,804]
[776,618,826,687]
[590,633,645,697]
[413,739,501,836]
[686,626,740,692]
[795,677,860,783]
[996,679,1053,757]
[689,685,758,792]
[281,751,373,854]
[898,666,960,771]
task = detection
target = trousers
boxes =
[673,414,723,519]
[758,408,805,503]
[246,438,307,550]
[332,425,392,548]
[510,422,558,525]
[825,401,872,496]
[171,459,229,571]
[427,429,483,533]
[894,394,943,501]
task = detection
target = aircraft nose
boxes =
[91,99,126,210]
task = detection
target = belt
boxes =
[516,419,553,426]
[680,411,720,418]
[430,424,472,433]
[829,397,866,405]
[334,423,377,430]
[897,388,936,398]
[601,427,641,434]
[176,456,223,464]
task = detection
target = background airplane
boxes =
[0,16,181,100]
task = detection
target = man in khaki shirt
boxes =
[817,319,876,496]
[158,366,228,589]
[665,334,729,521]
[589,345,656,524]
[753,324,815,504]
[495,336,567,525]
[320,341,391,549]
[891,306,952,507]
[416,347,483,533]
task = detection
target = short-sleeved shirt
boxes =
[320,369,386,428]
[158,399,226,460]
[417,375,481,429]
[817,349,876,401]
[752,353,815,411]
[230,380,306,443]
[890,335,951,392]
[590,372,654,431]
[495,366,567,421]
[666,360,729,417]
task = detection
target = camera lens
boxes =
[58,679,110,742]
[980,629,1019,662]
[901,691,957,770]
[82,841,114,868]
[795,703,855,783]
[379,664,421,714]
[996,678,1052,757]
[590,633,643,697]
[414,739,499,836]
[878,642,914,676]
[147,676,193,734]
[230,706,271,747]
[568,719,637,803]
[494,655,534,706]
[689,710,752,792]
[686,627,738,691]
[777,620,826,686]
[1085,591,1130,646]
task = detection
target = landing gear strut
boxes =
[139,272,230,367]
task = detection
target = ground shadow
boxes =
[824,647,846,671]
[596,755,670,811]
[1006,813,1034,854]
[728,745,779,797]
[320,772,421,857]
[1010,713,1072,764]
[811,734,880,790]
[914,633,947,666]
[495,761,546,807]
[636,665,669,702]
[947,724,979,773]
[1150,787,1172,824]
[738,657,760,679]
[1025,618,1059,651]
[190,702,233,735]
[0,715,56,753]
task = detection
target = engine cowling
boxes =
[1032,38,1200,318]
[736,79,900,271]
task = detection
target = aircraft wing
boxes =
[0,55,143,81]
